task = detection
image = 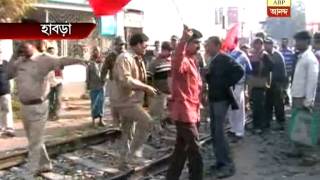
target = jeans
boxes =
[209,101,233,167]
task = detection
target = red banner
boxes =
[89,0,131,16]
[221,23,239,53]
[0,23,96,40]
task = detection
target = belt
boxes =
[21,99,44,105]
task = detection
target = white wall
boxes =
[0,40,13,61]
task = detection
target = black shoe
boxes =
[230,135,243,144]
[274,123,285,131]
[227,131,236,138]
[215,165,236,179]
[253,129,263,135]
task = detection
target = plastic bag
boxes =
[288,108,320,146]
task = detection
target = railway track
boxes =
[0,116,251,180]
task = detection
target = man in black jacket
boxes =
[205,36,244,178]
[264,38,287,130]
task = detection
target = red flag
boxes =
[89,0,131,16]
[221,23,240,53]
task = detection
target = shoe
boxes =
[230,135,243,144]
[36,164,53,175]
[215,165,236,179]
[273,123,285,131]
[253,129,263,135]
[3,128,15,137]
[227,131,236,138]
[299,155,319,167]
[98,120,106,127]
[284,151,303,158]
[133,148,144,158]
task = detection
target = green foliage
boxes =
[0,0,39,22]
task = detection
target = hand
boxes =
[182,24,193,40]
[145,85,158,96]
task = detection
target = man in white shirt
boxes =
[289,31,319,165]
[291,31,319,110]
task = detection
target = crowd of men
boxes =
[1,23,320,180]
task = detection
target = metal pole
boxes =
[45,9,49,23]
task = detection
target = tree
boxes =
[263,0,306,41]
[0,0,38,22]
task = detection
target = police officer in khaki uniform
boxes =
[7,40,86,178]
[101,36,126,127]
[112,33,157,168]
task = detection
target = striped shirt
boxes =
[280,48,295,77]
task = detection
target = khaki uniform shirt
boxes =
[111,49,147,107]
[101,50,121,81]
[8,53,82,104]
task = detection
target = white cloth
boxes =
[291,48,319,107]
[228,84,245,136]
[0,94,14,129]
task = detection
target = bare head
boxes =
[206,36,221,56]
[21,40,45,58]
[129,33,149,56]
[294,31,312,52]
[114,36,126,53]
[160,41,173,58]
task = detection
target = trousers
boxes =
[21,101,51,174]
[118,104,152,162]
[0,94,14,129]
[166,122,203,180]
[251,88,268,129]
[228,84,246,136]
[48,83,62,118]
[265,84,285,125]
[149,92,169,121]
[209,101,233,167]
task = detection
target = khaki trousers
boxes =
[0,94,14,129]
[21,101,51,174]
[117,104,152,163]
[149,92,168,121]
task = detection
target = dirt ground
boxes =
[202,127,320,180]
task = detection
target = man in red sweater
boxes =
[166,25,203,180]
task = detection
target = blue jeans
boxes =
[209,101,233,167]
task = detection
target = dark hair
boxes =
[294,31,312,40]
[313,32,320,43]
[255,32,266,40]
[253,38,264,44]
[207,36,221,47]
[161,41,173,51]
[129,33,149,46]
